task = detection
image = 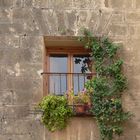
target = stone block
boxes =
[0,107,4,119]
[32,8,50,35]
[77,11,88,27]
[43,9,80,35]
[0,23,23,35]
[13,8,28,22]
[21,63,42,78]
[0,0,23,8]
[0,47,42,65]
[87,11,98,33]
[136,135,140,140]
[32,88,43,104]
[13,0,23,7]
[13,8,40,35]
[123,135,137,140]
[32,0,49,8]
[12,77,42,104]
[96,9,112,34]
[0,48,20,65]
[113,136,125,140]
[19,48,34,63]
[19,48,42,63]
[24,0,33,7]
[3,105,30,119]
[13,86,43,105]
[135,25,140,38]
[0,135,21,140]
[131,107,140,122]
[4,77,15,91]
[20,36,43,49]
[13,90,33,105]
[0,69,10,90]
[126,12,140,23]
[3,63,42,78]
[48,0,73,9]
[2,119,44,136]
[136,0,140,9]
[129,25,140,39]
[73,0,102,9]
[13,8,35,23]
[0,9,12,23]
[55,10,66,35]
[123,39,140,65]
[0,35,20,48]
[107,24,127,36]
[64,10,77,35]
[42,9,58,34]
[13,77,41,91]
[110,12,124,23]
[0,0,13,8]
[0,91,13,105]
[19,37,44,64]
[105,0,133,9]
[0,134,44,140]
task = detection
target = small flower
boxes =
[81,88,87,94]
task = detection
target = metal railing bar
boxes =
[78,75,80,92]
[54,80,55,94]
[60,74,61,94]
[41,72,96,75]
[66,75,68,91]
[44,72,96,95]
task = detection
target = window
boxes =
[43,37,93,95]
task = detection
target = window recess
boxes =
[42,36,95,96]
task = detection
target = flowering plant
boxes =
[66,88,91,105]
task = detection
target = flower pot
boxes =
[75,104,85,114]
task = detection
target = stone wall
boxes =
[0,0,140,140]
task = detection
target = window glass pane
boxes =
[73,55,91,94]
[49,54,67,95]
[50,54,67,73]
[73,55,91,73]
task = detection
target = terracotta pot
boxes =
[75,104,85,114]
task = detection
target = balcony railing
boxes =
[41,72,96,95]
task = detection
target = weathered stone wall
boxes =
[0,0,140,140]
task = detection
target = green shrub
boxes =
[38,95,73,131]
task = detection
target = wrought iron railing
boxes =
[41,72,96,95]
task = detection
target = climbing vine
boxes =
[79,29,132,140]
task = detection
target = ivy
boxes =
[80,29,132,140]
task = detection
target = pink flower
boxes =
[81,88,87,94]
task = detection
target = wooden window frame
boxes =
[43,36,91,96]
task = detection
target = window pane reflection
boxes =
[73,55,91,94]
[49,54,67,95]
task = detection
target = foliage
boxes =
[66,89,92,105]
[79,29,132,140]
[38,95,73,131]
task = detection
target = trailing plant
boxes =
[38,95,73,131]
[66,88,92,105]
[79,29,132,140]
[66,89,92,114]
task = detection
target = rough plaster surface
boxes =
[0,0,140,140]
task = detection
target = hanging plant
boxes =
[38,95,73,131]
[79,29,133,140]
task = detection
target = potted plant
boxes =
[66,88,92,115]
